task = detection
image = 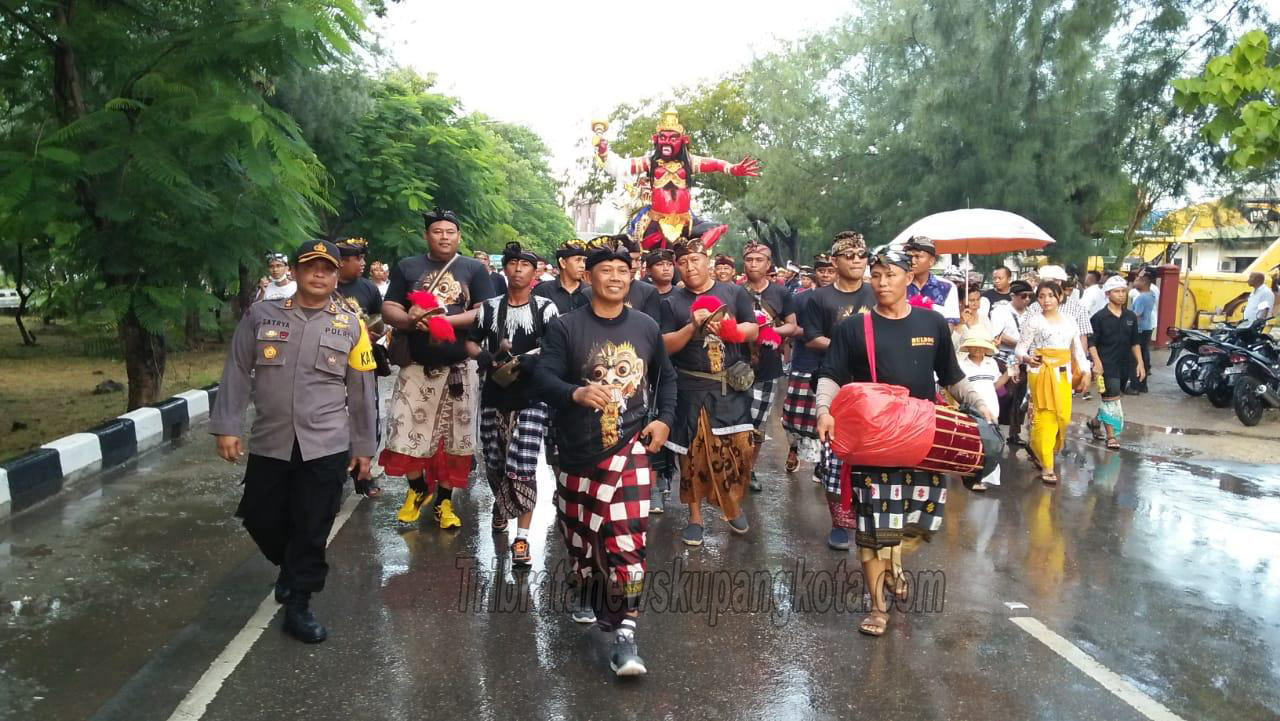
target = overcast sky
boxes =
[372,0,851,181]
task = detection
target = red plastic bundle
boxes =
[829,383,936,470]
[907,294,934,310]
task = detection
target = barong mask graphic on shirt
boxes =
[585,341,645,446]
[418,270,464,309]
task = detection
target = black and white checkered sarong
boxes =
[480,402,550,518]
[749,378,778,430]
[816,444,845,494]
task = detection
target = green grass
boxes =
[0,319,226,461]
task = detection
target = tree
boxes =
[485,121,577,257]
[0,1,364,409]
[1174,29,1280,170]
[583,0,1273,268]
[275,70,570,263]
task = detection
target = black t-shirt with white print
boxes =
[385,253,495,368]
[534,307,678,473]
[817,306,964,401]
[468,295,559,410]
[659,280,757,392]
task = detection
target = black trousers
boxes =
[236,443,348,593]
[1132,331,1152,391]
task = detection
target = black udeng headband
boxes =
[422,207,460,230]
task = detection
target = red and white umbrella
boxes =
[889,208,1056,256]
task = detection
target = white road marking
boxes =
[166,493,363,721]
[1003,601,1029,610]
[1011,617,1188,721]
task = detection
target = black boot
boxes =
[283,592,327,644]
[273,570,292,604]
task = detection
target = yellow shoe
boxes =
[395,489,431,523]
[436,499,462,530]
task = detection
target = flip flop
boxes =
[1086,418,1106,441]
[1041,471,1058,485]
[858,610,890,637]
[1106,438,1120,450]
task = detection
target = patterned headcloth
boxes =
[672,234,713,260]
[585,234,633,270]
[556,239,588,259]
[870,248,913,272]
[743,242,772,260]
[813,253,834,269]
[645,248,675,265]
[830,231,866,257]
[714,254,735,268]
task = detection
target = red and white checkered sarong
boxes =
[554,438,650,599]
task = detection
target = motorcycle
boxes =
[1229,345,1280,426]
[1168,319,1276,406]
[1167,328,1223,397]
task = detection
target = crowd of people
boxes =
[212,210,1234,677]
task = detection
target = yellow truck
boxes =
[1121,201,1280,329]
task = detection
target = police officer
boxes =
[210,239,378,644]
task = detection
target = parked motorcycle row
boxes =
[1167,318,1280,426]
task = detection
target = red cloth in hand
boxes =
[907,294,933,310]
[426,315,455,342]
[758,325,781,349]
[406,290,440,310]
[719,317,745,343]
[691,295,722,314]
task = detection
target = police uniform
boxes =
[209,239,378,643]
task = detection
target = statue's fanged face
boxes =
[654,130,686,159]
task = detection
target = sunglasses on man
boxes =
[835,249,869,260]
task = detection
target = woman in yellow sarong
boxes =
[1014,281,1090,484]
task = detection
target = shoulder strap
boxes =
[863,311,877,384]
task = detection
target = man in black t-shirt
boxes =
[533,240,590,315]
[646,248,677,298]
[813,249,994,637]
[798,234,876,550]
[380,209,496,531]
[335,236,387,497]
[660,234,759,547]
[465,242,559,566]
[741,242,798,492]
[982,266,1013,309]
[783,234,875,488]
[585,238,662,321]
[1085,276,1145,449]
[534,237,676,678]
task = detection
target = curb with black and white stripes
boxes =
[0,384,219,518]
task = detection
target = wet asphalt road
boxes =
[1,393,1279,721]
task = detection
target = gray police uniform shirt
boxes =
[210,296,378,461]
